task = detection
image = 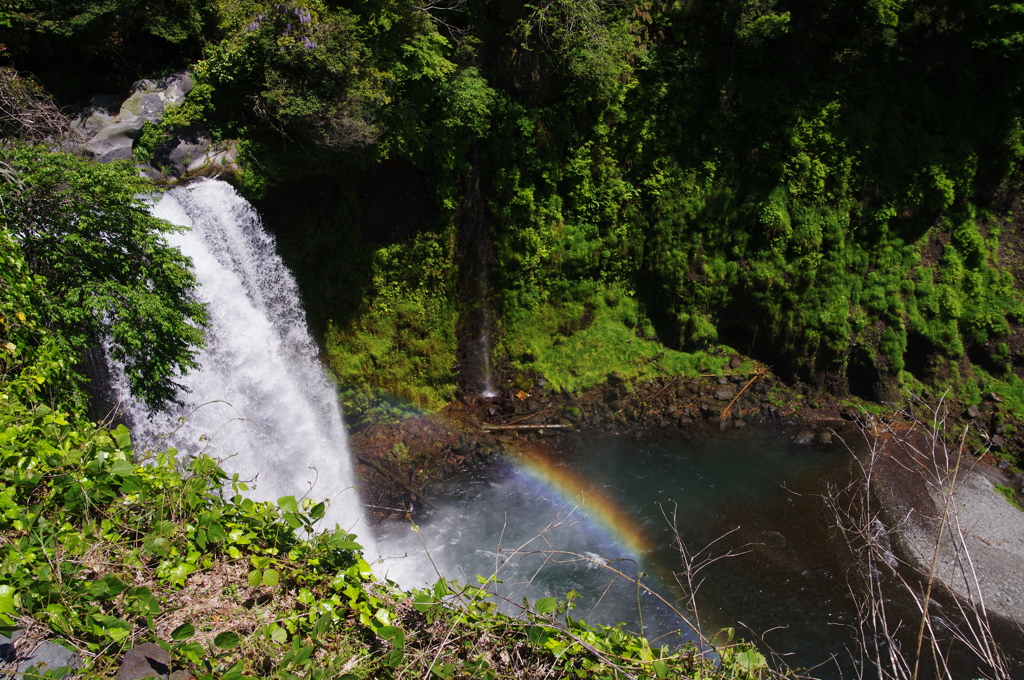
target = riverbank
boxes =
[351,362,1024,519]
[352,360,851,520]
[350,364,1024,643]
[866,414,1024,629]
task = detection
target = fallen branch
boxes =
[481,424,570,431]
[641,376,680,404]
[355,455,436,510]
[719,369,766,420]
[499,407,559,426]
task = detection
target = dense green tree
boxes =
[0,147,206,409]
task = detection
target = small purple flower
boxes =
[284,22,292,33]
[303,36,315,50]
[297,8,311,24]
[246,19,260,31]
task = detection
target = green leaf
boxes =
[313,612,332,637]
[206,521,227,543]
[277,495,299,513]
[221,660,245,680]
[271,625,287,643]
[652,659,668,678]
[214,631,241,650]
[171,623,195,642]
[113,424,132,449]
[377,625,402,641]
[528,626,549,645]
[87,574,128,600]
[262,568,280,587]
[248,570,263,587]
[179,642,206,665]
[108,459,134,477]
[292,644,313,665]
[412,591,435,613]
[326,533,362,551]
[0,586,17,615]
[734,647,767,670]
[534,597,557,614]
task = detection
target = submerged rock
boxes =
[792,430,815,446]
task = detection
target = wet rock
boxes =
[815,430,833,446]
[116,642,169,680]
[792,430,815,446]
[996,459,1010,470]
[17,641,80,679]
[729,356,743,370]
[752,381,768,395]
[713,389,735,401]
[607,371,626,386]
[716,375,728,385]
[718,418,731,430]
[734,419,747,429]
[965,405,981,419]
[608,400,623,412]
[988,391,1004,403]
[991,435,1005,451]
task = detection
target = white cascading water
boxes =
[108,179,375,553]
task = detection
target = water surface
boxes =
[379,424,860,675]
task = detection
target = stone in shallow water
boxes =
[792,430,815,446]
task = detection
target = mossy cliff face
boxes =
[8,0,1024,444]
[226,0,1024,442]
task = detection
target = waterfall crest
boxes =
[109,179,373,550]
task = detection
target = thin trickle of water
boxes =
[108,179,374,552]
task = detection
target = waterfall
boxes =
[108,179,374,551]
[456,148,498,398]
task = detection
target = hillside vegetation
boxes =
[6,0,1024,424]
[2,0,1024,676]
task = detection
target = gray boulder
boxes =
[116,642,169,680]
[82,116,147,163]
[16,641,80,679]
[0,631,18,662]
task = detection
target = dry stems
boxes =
[828,395,1013,680]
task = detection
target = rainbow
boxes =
[511,443,652,557]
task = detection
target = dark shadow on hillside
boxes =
[256,160,436,344]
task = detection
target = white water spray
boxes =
[109,179,374,551]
